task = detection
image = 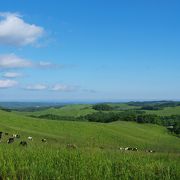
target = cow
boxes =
[42,138,47,143]
[19,141,27,147]
[132,148,138,151]
[99,146,105,150]
[5,133,9,136]
[16,135,20,139]
[13,134,20,139]
[0,132,3,139]
[28,137,33,141]
[124,147,138,151]
[125,147,133,151]
[146,150,155,153]
[66,144,77,149]
[7,138,14,144]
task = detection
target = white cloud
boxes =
[0,79,18,88]
[24,83,77,92]
[3,72,22,78]
[37,61,57,68]
[39,61,52,67]
[25,84,47,90]
[0,12,44,46]
[51,84,76,92]
[0,54,57,69]
[82,89,97,93]
[0,54,32,68]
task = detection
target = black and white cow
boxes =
[7,137,14,144]
[42,138,47,143]
[19,141,27,146]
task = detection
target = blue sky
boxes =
[0,0,180,102]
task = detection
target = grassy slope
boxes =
[14,103,180,118]
[0,109,180,179]
[14,104,97,117]
[0,110,180,152]
[108,103,139,110]
[145,106,180,116]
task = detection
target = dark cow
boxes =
[125,147,138,151]
[66,144,77,149]
[146,150,155,153]
[42,138,47,143]
[0,132,3,139]
[16,135,20,139]
[19,141,27,147]
[5,133,9,136]
[7,138,14,144]
[99,146,105,150]
[132,148,138,151]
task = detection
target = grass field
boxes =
[145,106,180,116]
[14,104,97,117]
[0,146,179,180]
[0,108,180,179]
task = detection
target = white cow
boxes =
[12,134,17,138]
[28,136,33,141]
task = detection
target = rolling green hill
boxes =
[0,109,180,152]
[14,104,97,117]
[145,106,180,116]
[15,103,180,119]
[0,109,180,179]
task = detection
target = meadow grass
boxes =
[14,103,180,118]
[14,104,97,117]
[145,106,180,116]
[0,145,179,180]
[0,109,180,179]
[0,110,180,152]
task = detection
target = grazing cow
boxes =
[16,135,20,139]
[0,132,3,139]
[5,133,8,136]
[66,144,77,149]
[99,146,105,150]
[146,150,155,153]
[125,147,133,151]
[42,138,47,143]
[19,141,27,146]
[28,137,33,141]
[124,147,138,151]
[119,147,124,150]
[132,148,138,151]
[7,138,14,144]
[13,134,20,138]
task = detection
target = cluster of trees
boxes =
[171,122,180,134]
[85,112,121,123]
[85,111,156,123]
[92,104,113,111]
[30,114,82,121]
[141,106,162,110]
